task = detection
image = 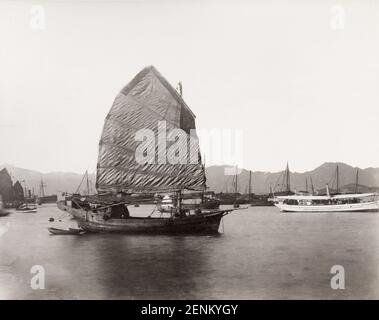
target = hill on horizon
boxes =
[0,164,96,196]
[205,162,379,194]
[1,162,379,195]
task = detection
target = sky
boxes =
[1,0,379,174]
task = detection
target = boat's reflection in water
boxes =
[74,233,216,299]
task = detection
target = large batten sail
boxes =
[96,66,205,193]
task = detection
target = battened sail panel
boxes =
[96,66,205,193]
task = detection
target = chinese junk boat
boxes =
[57,66,232,233]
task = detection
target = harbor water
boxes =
[0,204,378,299]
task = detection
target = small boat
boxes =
[16,203,37,213]
[0,211,10,217]
[48,227,83,235]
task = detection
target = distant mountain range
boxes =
[1,162,379,195]
[0,164,96,196]
[205,162,379,194]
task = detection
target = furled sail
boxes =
[96,66,206,193]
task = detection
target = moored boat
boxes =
[48,227,83,235]
[76,208,228,234]
[274,166,379,213]
[57,66,233,233]
[274,192,379,212]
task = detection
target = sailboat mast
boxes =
[235,166,238,194]
[248,170,252,202]
[40,178,45,198]
[286,162,291,192]
[305,178,308,193]
[201,154,206,202]
[310,177,315,194]
[355,169,359,193]
[336,165,339,194]
[86,170,90,196]
[177,189,182,213]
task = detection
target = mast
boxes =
[39,178,46,198]
[235,165,239,205]
[270,184,274,196]
[355,169,359,194]
[86,170,90,196]
[235,165,238,195]
[248,170,252,202]
[336,165,339,194]
[310,177,315,194]
[305,178,308,193]
[201,154,206,202]
[177,189,182,213]
[285,162,291,192]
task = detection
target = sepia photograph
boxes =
[0,0,378,311]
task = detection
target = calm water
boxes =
[0,204,378,299]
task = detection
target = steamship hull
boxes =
[275,201,379,213]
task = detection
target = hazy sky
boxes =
[1,0,379,174]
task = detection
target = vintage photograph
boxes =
[0,0,378,302]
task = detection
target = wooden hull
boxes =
[57,201,227,234]
[275,201,379,213]
[78,212,224,234]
